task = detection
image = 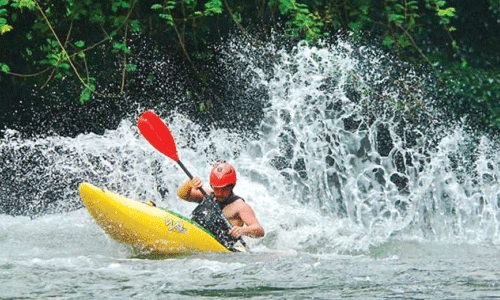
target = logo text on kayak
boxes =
[165,218,187,233]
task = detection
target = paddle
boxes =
[137,110,247,249]
[137,110,206,196]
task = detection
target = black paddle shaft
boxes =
[176,160,209,198]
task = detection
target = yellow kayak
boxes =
[79,182,231,254]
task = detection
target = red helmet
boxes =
[210,162,237,188]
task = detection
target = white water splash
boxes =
[1,38,500,254]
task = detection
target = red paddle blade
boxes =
[137,110,179,162]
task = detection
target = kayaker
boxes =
[177,162,265,239]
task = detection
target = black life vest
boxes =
[190,193,243,251]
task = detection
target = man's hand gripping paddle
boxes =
[137,110,247,249]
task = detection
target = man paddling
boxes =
[177,162,265,239]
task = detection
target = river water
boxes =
[1,38,500,299]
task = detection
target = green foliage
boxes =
[0,0,142,101]
[269,0,325,41]
[426,0,455,24]
[125,63,136,72]
[113,42,131,54]
[346,3,371,38]
[2,0,462,91]
[10,0,36,10]
[443,65,500,131]
[0,62,9,73]
[0,0,12,34]
[111,0,130,12]
[151,2,175,26]
[151,0,225,28]
[39,39,70,71]
[79,76,96,104]
[382,0,421,49]
[0,0,499,133]
[204,0,223,16]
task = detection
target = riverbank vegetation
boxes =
[1,0,499,135]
